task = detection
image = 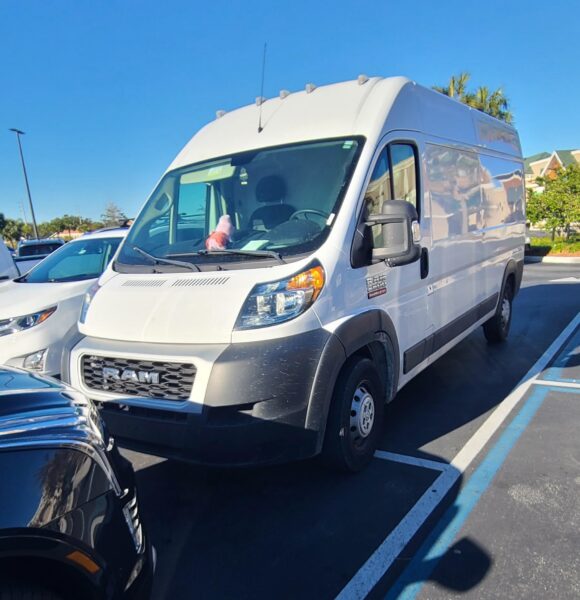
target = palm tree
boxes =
[433,74,513,123]
[433,72,471,100]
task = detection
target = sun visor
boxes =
[180,163,236,184]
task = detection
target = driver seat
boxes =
[249,175,295,230]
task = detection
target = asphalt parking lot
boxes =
[122,262,580,599]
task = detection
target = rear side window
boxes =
[19,243,61,257]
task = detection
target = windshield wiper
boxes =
[173,249,286,264]
[133,245,201,272]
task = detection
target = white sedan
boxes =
[0,228,127,376]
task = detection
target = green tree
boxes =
[528,164,580,240]
[433,73,513,123]
[0,213,6,234]
[1,219,25,247]
[101,202,127,227]
[433,71,471,100]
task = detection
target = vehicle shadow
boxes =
[134,444,484,599]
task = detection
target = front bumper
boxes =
[68,330,346,466]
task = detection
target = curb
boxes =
[525,255,580,265]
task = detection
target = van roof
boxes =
[169,76,522,172]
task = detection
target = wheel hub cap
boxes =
[501,298,511,327]
[350,386,375,440]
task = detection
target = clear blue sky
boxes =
[1,0,578,222]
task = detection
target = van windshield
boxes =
[115,138,362,271]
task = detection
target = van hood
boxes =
[81,271,262,344]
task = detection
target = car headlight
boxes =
[0,306,57,337]
[80,281,101,324]
[235,264,325,330]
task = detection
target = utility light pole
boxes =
[9,128,39,239]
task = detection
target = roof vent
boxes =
[216,110,226,119]
[255,96,266,106]
[279,89,290,99]
[305,83,316,94]
[357,74,369,85]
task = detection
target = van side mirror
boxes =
[366,200,421,266]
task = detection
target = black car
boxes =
[0,367,154,599]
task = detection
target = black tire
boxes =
[0,581,63,600]
[321,356,385,472]
[483,279,514,344]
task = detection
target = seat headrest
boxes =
[255,175,286,203]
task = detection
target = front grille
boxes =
[82,355,195,401]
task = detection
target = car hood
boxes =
[0,280,94,318]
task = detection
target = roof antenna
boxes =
[258,42,267,133]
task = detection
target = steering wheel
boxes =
[289,209,330,222]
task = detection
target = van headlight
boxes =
[235,264,325,330]
[0,306,57,337]
[80,281,101,324]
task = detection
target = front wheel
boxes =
[321,356,384,472]
[483,279,514,343]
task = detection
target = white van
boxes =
[0,241,19,282]
[65,76,525,471]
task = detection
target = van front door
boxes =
[355,137,433,385]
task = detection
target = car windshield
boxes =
[115,138,362,271]
[20,237,123,283]
[18,242,62,257]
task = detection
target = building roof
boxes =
[524,149,579,174]
[524,152,550,173]
[556,149,579,168]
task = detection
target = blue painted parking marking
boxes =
[387,383,580,600]
[337,313,580,600]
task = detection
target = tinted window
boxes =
[19,243,62,257]
[22,237,122,283]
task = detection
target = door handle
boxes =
[420,248,429,280]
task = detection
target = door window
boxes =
[390,144,417,208]
[363,142,419,246]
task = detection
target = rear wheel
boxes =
[322,356,384,472]
[483,279,514,343]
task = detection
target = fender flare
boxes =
[499,258,524,309]
[305,310,400,450]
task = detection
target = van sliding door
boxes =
[425,143,484,344]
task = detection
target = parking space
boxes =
[391,342,580,599]
[122,263,580,599]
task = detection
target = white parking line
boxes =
[336,312,580,600]
[531,379,580,390]
[374,450,449,472]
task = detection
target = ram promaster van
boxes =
[64,76,525,471]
